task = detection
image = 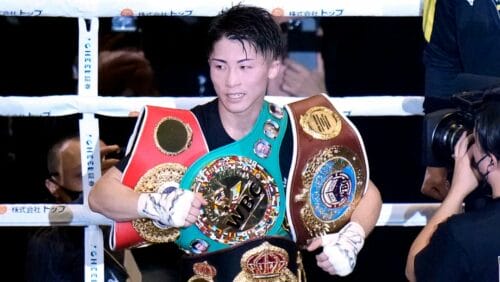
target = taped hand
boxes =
[307,221,365,276]
[137,184,206,228]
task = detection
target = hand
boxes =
[137,187,207,228]
[100,144,121,173]
[306,222,365,276]
[420,166,450,200]
[280,53,326,97]
[449,132,480,198]
[267,53,326,97]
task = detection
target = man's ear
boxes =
[45,178,66,202]
[267,59,281,80]
[45,178,58,196]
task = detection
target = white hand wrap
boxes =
[321,221,366,276]
[137,187,194,228]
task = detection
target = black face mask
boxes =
[48,176,83,203]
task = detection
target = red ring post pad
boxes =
[112,105,208,250]
[284,93,369,248]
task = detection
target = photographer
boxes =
[420,0,500,200]
[422,89,493,210]
[406,95,500,281]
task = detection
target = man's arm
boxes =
[405,186,465,281]
[88,166,206,226]
[350,180,382,236]
[89,166,142,221]
[306,180,382,276]
[406,133,478,281]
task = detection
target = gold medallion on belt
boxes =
[299,106,341,140]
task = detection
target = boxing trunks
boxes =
[176,100,289,254]
[111,105,209,250]
[285,93,369,247]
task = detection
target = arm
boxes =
[420,0,458,199]
[306,179,382,276]
[350,180,382,236]
[88,166,207,225]
[421,166,450,200]
[88,166,141,221]
[406,133,478,281]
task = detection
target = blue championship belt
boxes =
[285,94,369,248]
[176,101,289,253]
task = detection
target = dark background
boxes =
[0,15,430,281]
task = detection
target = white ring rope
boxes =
[0,10,432,282]
[0,16,435,229]
[0,0,423,17]
[0,95,424,117]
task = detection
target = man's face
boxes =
[47,139,112,203]
[209,37,280,116]
[57,139,83,193]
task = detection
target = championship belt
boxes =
[285,93,369,248]
[112,105,209,250]
[180,236,301,282]
[176,101,289,253]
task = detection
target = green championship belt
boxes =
[285,94,369,248]
[176,101,289,253]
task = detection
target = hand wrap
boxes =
[137,184,194,228]
[321,221,366,276]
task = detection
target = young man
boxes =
[89,5,382,280]
[406,98,500,281]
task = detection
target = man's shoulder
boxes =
[443,207,500,241]
[191,98,218,118]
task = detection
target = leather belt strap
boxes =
[112,105,208,250]
[285,94,369,248]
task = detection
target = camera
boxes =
[423,90,484,166]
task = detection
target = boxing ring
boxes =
[0,1,431,281]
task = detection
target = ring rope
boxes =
[0,12,431,282]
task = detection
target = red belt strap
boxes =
[113,105,208,250]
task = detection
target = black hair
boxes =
[475,99,500,160]
[207,4,285,60]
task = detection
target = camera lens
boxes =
[431,111,473,162]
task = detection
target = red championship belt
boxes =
[112,105,208,250]
[285,94,369,248]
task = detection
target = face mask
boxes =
[48,176,83,203]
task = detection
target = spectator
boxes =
[406,97,500,281]
[25,135,128,282]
